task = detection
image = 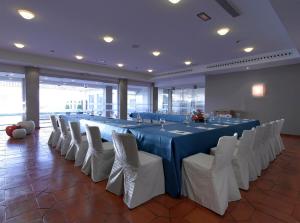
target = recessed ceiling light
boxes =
[18,9,35,20]
[14,43,25,48]
[217,27,230,36]
[246,66,250,70]
[103,36,114,43]
[75,55,84,60]
[168,0,181,4]
[184,61,192,66]
[244,47,254,53]
[152,51,161,57]
[117,63,124,68]
[147,69,153,73]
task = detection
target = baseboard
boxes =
[281,134,300,138]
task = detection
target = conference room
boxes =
[0,0,299,222]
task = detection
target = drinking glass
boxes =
[160,118,166,131]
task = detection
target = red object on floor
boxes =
[5,125,18,137]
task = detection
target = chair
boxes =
[48,115,61,148]
[56,117,71,156]
[231,130,256,190]
[275,119,285,153]
[65,121,88,167]
[265,122,276,162]
[252,125,268,173]
[182,135,241,215]
[81,125,115,182]
[106,131,165,209]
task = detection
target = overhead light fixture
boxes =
[184,61,192,66]
[168,0,181,4]
[18,9,35,20]
[244,47,254,53]
[14,43,25,48]
[197,12,211,21]
[117,63,124,68]
[152,51,161,56]
[147,69,153,73]
[103,36,114,43]
[75,55,84,60]
[217,27,230,36]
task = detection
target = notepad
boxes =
[168,130,192,135]
[212,124,230,127]
[120,124,137,128]
[195,126,216,130]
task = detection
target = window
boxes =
[39,76,108,127]
[0,73,25,130]
[158,89,169,113]
[172,88,205,114]
[127,85,150,115]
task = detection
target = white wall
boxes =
[205,63,300,135]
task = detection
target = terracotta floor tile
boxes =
[169,199,196,218]
[230,201,254,221]
[184,207,222,223]
[124,206,156,223]
[1,130,300,223]
[144,201,170,217]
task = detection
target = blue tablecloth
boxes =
[130,112,187,122]
[79,119,158,141]
[129,119,260,197]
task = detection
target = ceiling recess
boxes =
[197,12,211,21]
[215,0,240,17]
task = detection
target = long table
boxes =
[60,114,259,197]
[130,112,187,122]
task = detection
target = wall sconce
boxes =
[252,83,265,97]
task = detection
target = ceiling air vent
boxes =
[206,49,296,70]
[160,68,193,76]
[215,0,240,17]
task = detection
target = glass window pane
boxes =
[127,85,150,115]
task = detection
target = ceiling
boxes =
[0,0,299,80]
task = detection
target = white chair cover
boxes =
[106,131,165,209]
[276,119,285,153]
[81,125,115,182]
[48,115,61,147]
[264,123,276,162]
[232,130,256,189]
[56,117,71,156]
[182,135,241,215]
[252,125,268,173]
[65,122,88,166]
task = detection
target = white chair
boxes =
[81,125,115,182]
[182,135,241,215]
[48,115,61,148]
[275,119,285,153]
[264,122,276,162]
[106,131,165,209]
[252,125,268,173]
[65,121,88,167]
[247,128,260,181]
[56,117,71,156]
[232,130,256,190]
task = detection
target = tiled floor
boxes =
[0,129,300,223]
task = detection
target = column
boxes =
[105,86,113,117]
[25,67,40,128]
[151,84,158,113]
[168,89,172,114]
[118,79,128,120]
